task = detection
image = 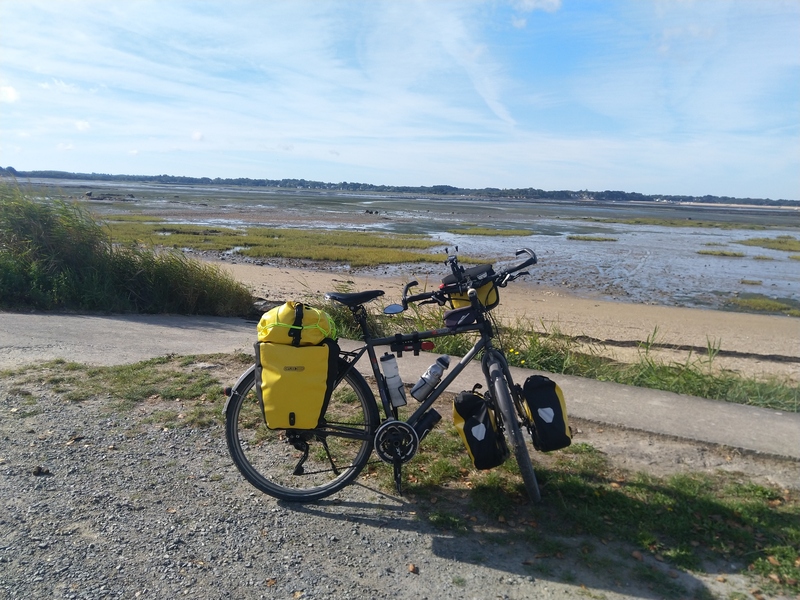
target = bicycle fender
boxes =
[224,365,256,413]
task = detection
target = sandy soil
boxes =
[211,257,800,382]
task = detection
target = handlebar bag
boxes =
[442,264,499,310]
[519,375,571,452]
[453,389,509,470]
[257,301,336,346]
[254,302,340,429]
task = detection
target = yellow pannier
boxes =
[254,302,339,429]
[255,339,339,429]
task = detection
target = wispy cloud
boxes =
[0,0,797,198]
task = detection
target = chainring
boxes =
[374,420,419,464]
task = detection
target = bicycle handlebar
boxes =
[399,248,538,309]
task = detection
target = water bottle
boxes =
[410,355,450,401]
[380,353,407,407]
[413,409,442,441]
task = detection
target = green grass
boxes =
[738,235,800,253]
[106,219,443,267]
[402,430,800,596]
[12,353,251,425]
[727,294,800,318]
[697,250,745,257]
[503,326,798,412]
[0,184,253,315]
[566,235,618,242]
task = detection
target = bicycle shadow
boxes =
[274,473,774,599]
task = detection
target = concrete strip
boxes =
[2,312,797,460]
[0,312,256,368]
[339,339,800,460]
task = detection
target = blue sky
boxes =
[1,0,798,199]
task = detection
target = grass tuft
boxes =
[727,294,800,318]
[567,235,618,242]
[106,219,443,267]
[697,250,745,257]
[738,235,800,253]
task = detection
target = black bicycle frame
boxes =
[338,315,500,427]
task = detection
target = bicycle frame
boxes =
[337,303,508,429]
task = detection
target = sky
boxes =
[0,0,798,200]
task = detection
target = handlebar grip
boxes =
[406,291,435,304]
[509,248,537,272]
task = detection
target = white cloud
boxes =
[75,120,90,131]
[0,86,19,102]
[192,132,204,142]
[39,79,79,93]
[57,143,74,151]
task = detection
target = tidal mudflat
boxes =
[28,178,800,311]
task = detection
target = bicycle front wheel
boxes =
[225,360,379,502]
[487,357,542,503]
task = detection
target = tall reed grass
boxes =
[0,184,253,316]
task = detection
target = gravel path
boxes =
[0,378,595,600]
[2,356,784,600]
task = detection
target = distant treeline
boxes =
[1,166,795,206]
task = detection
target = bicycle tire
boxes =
[487,358,542,503]
[225,360,379,502]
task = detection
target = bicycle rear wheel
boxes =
[487,357,542,503]
[225,360,379,502]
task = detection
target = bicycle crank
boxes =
[374,420,419,464]
[374,420,420,495]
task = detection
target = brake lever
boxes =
[498,271,529,287]
[418,299,440,307]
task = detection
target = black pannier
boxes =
[453,388,509,470]
[519,375,571,452]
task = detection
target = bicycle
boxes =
[224,248,542,503]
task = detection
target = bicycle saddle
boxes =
[325,290,385,307]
